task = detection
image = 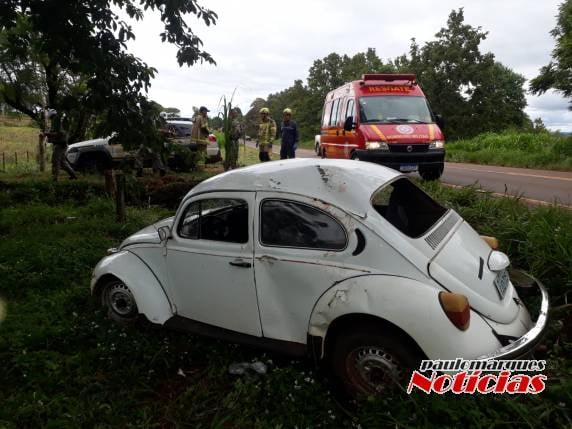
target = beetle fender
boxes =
[91,251,173,324]
[308,275,500,360]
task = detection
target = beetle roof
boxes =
[185,159,401,216]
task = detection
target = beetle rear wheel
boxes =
[102,279,139,324]
[331,328,421,398]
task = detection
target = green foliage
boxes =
[218,95,240,171]
[530,0,572,105]
[243,97,267,138]
[0,0,217,147]
[446,130,572,170]
[167,143,202,172]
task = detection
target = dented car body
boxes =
[91,159,549,395]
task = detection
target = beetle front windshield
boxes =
[372,178,448,238]
[359,96,433,124]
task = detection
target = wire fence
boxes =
[0,148,51,173]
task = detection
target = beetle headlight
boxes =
[365,141,389,150]
[429,140,445,149]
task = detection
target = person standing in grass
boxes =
[43,110,78,181]
[191,106,211,152]
[227,108,243,170]
[256,107,276,162]
[279,107,299,159]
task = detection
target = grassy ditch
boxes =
[0,179,570,428]
[446,131,572,171]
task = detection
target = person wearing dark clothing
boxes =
[279,108,299,159]
[44,110,77,181]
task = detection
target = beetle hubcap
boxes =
[347,347,402,393]
[107,282,135,316]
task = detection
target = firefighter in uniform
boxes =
[43,110,78,181]
[191,106,211,151]
[256,107,276,162]
[279,107,299,159]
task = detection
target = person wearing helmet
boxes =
[42,109,78,181]
[191,106,211,151]
[278,107,299,159]
[256,107,276,162]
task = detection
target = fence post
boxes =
[104,169,116,196]
[115,171,126,223]
[2,152,5,172]
[14,152,17,165]
[26,151,30,162]
[38,134,46,172]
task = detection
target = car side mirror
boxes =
[158,225,171,243]
[344,116,355,132]
[435,114,445,130]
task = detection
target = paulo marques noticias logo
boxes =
[407,358,547,395]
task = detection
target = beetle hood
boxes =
[120,216,174,249]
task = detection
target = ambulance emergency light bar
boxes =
[359,74,417,86]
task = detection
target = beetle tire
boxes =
[101,279,140,325]
[351,151,360,161]
[330,326,422,398]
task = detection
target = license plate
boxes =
[400,163,418,172]
[494,269,510,299]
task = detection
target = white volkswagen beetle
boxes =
[91,159,549,395]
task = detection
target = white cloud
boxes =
[123,0,570,129]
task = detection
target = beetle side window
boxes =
[260,200,347,250]
[179,198,249,244]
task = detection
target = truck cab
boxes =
[320,74,446,180]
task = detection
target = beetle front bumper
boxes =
[477,272,550,360]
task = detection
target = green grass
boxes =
[446,130,572,171]
[0,174,571,428]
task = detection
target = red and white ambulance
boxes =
[319,73,446,180]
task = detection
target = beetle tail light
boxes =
[480,235,499,250]
[439,292,470,331]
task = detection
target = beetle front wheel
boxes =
[102,279,139,324]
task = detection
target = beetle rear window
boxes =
[372,178,447,238]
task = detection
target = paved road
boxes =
[245,142,572,206]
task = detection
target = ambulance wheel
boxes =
[330,325,421,398]
[419,164,444,181]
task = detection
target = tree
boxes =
[397,9,529,138]
[0,0,217,148]
[163,107,181,117]
[530,0,572,107]
[244,98,266,138]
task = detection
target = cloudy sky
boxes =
[127,0,571,132]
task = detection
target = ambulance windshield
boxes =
[359,96,433,124]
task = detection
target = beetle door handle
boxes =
[229,259,252,268]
